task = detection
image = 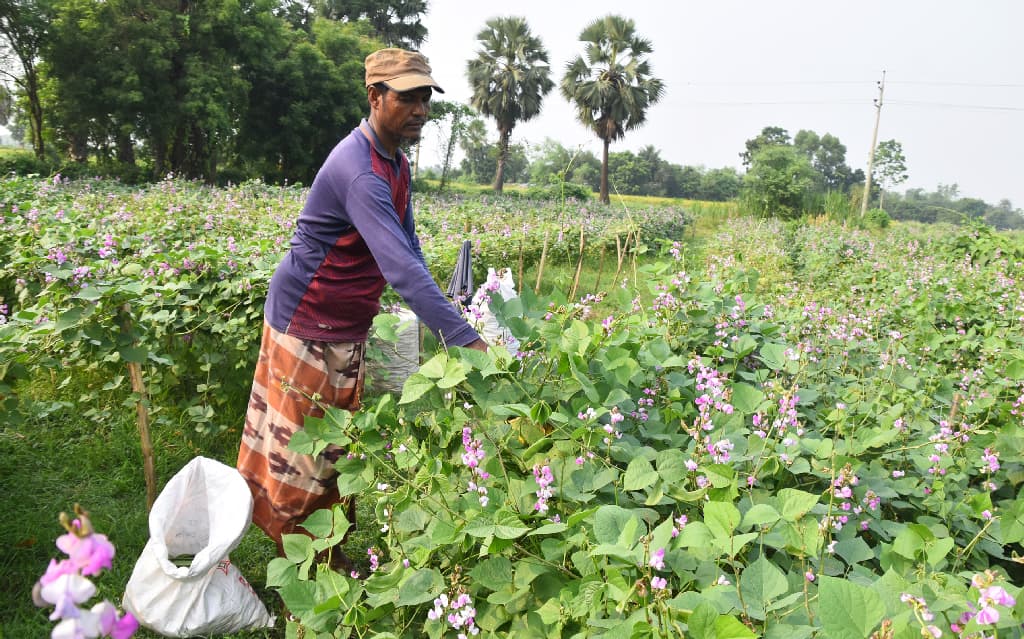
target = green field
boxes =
[2,177,1022,638]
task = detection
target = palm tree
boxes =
[466,16,553,194]
[561,15,664,204]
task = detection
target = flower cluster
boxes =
[950,570,1018,631]
[426,591,479,638]
[900,593,941,638]
[461,426,490,507]
[32,506,138,639]
[532,464,555,514]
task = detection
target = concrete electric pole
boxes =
[860,71,886,217]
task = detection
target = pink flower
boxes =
[93,601,139,639]
[651,576,668,590]
[649,548,665,570]
[56,531,115,577]
[975,605,1000,625]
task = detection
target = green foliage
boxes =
[739,145,818,219]
[0,148,48,175]
[862,208,891,229]
[273,218,1024,637]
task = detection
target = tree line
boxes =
[1,2,1020,226]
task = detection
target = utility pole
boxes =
[860,70,886,217]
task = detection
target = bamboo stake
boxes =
[611,234,626,289]
[121,305,157,511]
[594,242,607,292]
[569,227,586,301]
[534,230,550,294]
[127,361,157,511]
[517,239,524,295]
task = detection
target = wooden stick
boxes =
[120,305,157,511]
[127,361,157,511]
[517,239,524,295]
[534,230,550,294]
[569,227,586,300]
[612,234,626,289]
[594,242,607,292]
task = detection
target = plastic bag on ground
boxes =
[122,456,274,637]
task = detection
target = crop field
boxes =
[1,176,1022,639]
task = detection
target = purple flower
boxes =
[649,547,665,570]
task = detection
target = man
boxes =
[237,48,487,562]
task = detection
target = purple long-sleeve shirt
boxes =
[264,120,480,347]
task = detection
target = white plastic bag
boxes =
[367,307,421,393]
[122,456,273,637]
[467,267,519,347]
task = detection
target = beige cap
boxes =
[364,48,444,93]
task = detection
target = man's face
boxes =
[371,85,432,145]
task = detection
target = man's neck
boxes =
[365,116,399,157]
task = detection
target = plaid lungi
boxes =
[237,321,364,551]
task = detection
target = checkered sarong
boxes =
[237,322,363,551]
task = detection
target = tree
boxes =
[528,138,599,190]
[466,16,553,194]
[312,0,426,48]
[872,139,907,209]
[234,17,374,183]
[700,167,742,201]
[561,14,664,204]
[0,0,49,159]
[426,99,476,190]
[458,118,529,185]
[740,126,790,168]
[794,130,856,191]
[741,145,817,219]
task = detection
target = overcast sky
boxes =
[416,1,1024,207]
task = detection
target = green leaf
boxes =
[714,614,757,639]
[396,568,443,607]
[731,382,765,414]
[759,343,788,371]
[266,557,298,588]
[493,510,530,539]
[1007,359,1024,380]
[594,506,636,545]
[418,353,447,379]
[623,456,658,491]
[835,537,875,564]
[740,555,789,607]
[704,501,741,540]
[437,357,468,389]
[777,488,819,521]
[469,557,513,589]
[118,346,147,363]
[528,522,568,537]
[398,372,434,404]
[300,509,334,538]
[817,575,885,639]
[687,602,718,639]
[741,503,780,529]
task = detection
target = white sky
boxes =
[417,0,1024,207]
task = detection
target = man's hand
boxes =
[465,338,489,352]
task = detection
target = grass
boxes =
[0,369,379,639]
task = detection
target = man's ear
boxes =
[367,85,382,111]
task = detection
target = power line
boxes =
[888,100,1024,112]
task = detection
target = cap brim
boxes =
[383,74,445,93]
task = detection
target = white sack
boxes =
[122,456,273,637]
[467,267,519,347]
